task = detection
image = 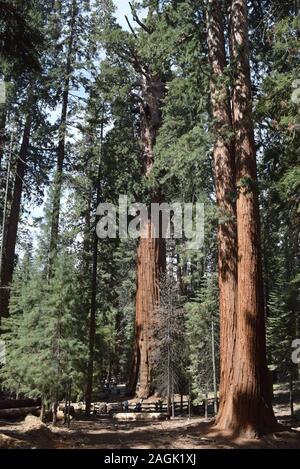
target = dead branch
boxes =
[125,15,138,38]
[129,2,152,34]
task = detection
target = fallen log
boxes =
[0,399,41,410]
[0,407,40,420]
[107,403,123,414]
[113,412,168,422]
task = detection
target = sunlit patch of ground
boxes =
[0,384,299,449]
[0,415,300,449]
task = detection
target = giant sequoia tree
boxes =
[211,0,278,437]
[206,0,237,425]
[128,68,167,398]
[102,4,169,398]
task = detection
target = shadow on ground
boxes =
[1,415,300,449]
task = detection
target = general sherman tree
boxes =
[128,70,166,397]
[100,1,169,398]
[123,6,167,398]
[215,0,278,437]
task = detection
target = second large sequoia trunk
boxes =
[215,0,278,437]
[206,0,238,427]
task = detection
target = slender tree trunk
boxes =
[48,0,77,277]
[52,401,58,426]
[211,318,218,415]
[85,197,99,416]
[64,391,68,424]
[171,379,175,418]
[67,381,71,428]
[0,107,6,265]
[128,74,166,398]
[289,374,294,418]
[206,0,237,427]
[180,393,183,414]
[40,402,46,423]
[0,108,6,171]
[0,133,12,322]
[85,109,105,416]
[216,0,278,437]
[167,305,171,417]
[188,389,191,419]
[204,393,208,419]
[0,113,32,317]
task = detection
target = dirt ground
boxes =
[0,385,300,449]
[1,415,300,449]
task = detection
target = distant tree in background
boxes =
[186,274,219,406]
[153,272,188,417]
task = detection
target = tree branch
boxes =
[129,2,152,33]
[125,15,137,38]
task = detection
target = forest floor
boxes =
[0,383,300,449]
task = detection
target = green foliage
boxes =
[0,0,43,74]
[185,274,219,403]
[1,252,87,403]
[153,272,189,397]
[267,267,300,379]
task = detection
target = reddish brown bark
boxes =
[133,223,165,398]
[206,0,238,428]
[127,73,166,398]
[0,113,32,317]
[215,0,278,437]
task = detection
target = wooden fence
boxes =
[91,397,218,416]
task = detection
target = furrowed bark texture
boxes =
[128,74,166,398]
[215,0,278,437]
[206,0,238,426]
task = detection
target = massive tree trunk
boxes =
[130,223,166,398]
[0,113,32,317]
[216,0,278,437]
[128,73,166,398]
[48,0,77,277]
[206,0,238,426]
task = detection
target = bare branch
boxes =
[125,15,137,38]
[129,2,152,34]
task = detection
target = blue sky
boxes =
[114,1,147,30]
[114,0,132,30]
[26,1,140,243]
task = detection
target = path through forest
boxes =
[0,385,300,449]
[1,416,300,449]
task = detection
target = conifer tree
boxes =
[186,274,219,406]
